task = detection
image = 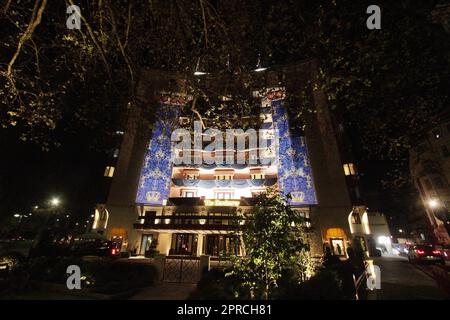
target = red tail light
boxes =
[416,249,425,255]
[432,250,441,255]
[111,248,117,255]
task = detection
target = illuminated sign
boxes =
[204,199,240,207]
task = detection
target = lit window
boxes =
[185,174,198,180]
[250,173,265,179]
[343,163,356,176]
[215,192,233,199]
[215,175,232,180]
[182,191,196,198]
[113,149,119,158]
[351,212,361,224]
[104,166,115,177]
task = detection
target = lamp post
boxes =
[427,198,450,241]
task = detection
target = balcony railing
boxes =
[133,215,241,231]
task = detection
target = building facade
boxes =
[410,113,450,245]
[93,61,375,258]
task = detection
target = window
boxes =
[343,163,356,176]
[432,129,441,139]
[215,175,232,180]
[250,173,265,179]
[441,145,450,157]
[185,174,198,180]
[351,212,361,224]
[215,192,233,199]
[251,190,266,197]
[104,166,115,177]
[182,190,196,198]
[113,149,119,158]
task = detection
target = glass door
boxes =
[139,234,153,256]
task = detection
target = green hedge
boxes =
[190,267,345,300]
[28,257,158,294]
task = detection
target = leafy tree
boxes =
[228,192,314,300]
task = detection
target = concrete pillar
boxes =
[154,254,166,282]
[156,233,172,255]
[197,234,204,256]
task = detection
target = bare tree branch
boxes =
[6,0,47,80]
[66,0,112,81]
[124,0,132,49]
[107,2,135,98]
[199,0,208,48]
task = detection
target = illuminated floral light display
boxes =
[271,98,317,205]
[136,101,181,205]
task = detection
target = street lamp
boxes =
[50,197,60,207]
[428,199,440,209]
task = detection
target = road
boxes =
[373,255,449,300]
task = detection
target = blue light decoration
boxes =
[271,99,317,206]
[136,102,180,205]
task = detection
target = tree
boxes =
[227,191,314,300]
[1,0,449,213]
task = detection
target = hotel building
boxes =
[92,61,376,258]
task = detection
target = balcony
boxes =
[133,214,242,232]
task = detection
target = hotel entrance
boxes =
[326,228,348,257]
[139,234,154,256]
[170,233,198,255]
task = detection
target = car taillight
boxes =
[432,250,441,255]
[111,248,117,255]
[416,249,425,255]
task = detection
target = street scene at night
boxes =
[0,0,450,310]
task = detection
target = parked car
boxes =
[444,246,450,261]
[407,244,445,265]
[69,239,120,258]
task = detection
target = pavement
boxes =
[373,254,449,300]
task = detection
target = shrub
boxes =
[27,257,158,294]
[189,268,247,300]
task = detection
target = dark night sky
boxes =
[0,127,108,222]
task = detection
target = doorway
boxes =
[139,234,154,256]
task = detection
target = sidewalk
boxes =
[129,283,197,300]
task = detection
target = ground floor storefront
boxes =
[134,231,241,257]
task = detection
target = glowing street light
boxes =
[50,197,61,207]
[13,214,21,218]
[428,199,440,209]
